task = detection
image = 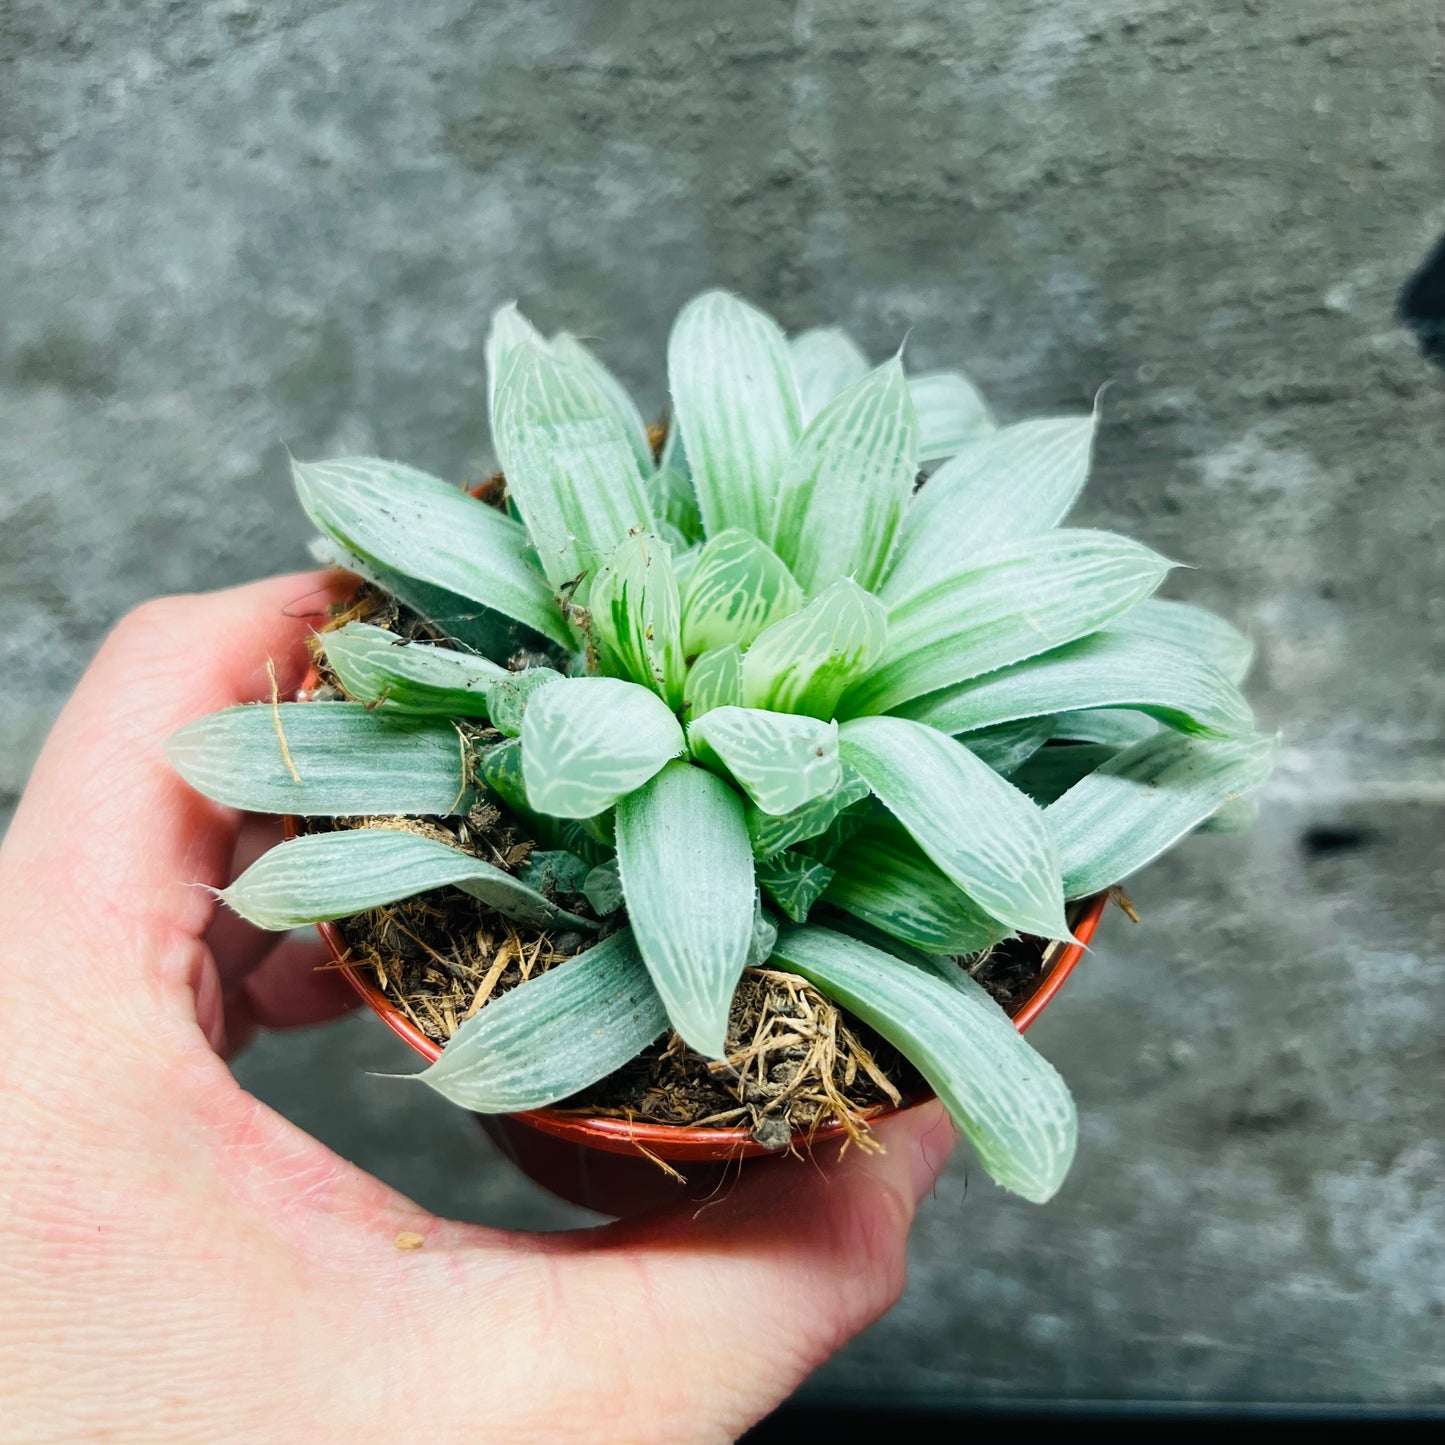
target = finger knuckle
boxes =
[105,595,196,658]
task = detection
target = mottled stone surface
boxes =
[3,0,1442,1408]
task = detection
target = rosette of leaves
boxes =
[169,292,1274,1203]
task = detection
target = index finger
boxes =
[0,571,348,965]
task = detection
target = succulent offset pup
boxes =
[169,291,1274,1203]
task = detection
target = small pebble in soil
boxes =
[750,1115,794,1151]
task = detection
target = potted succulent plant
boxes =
[168,291,1273,1204]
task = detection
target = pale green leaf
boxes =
[755,851,835,923]
[897,630,1254,740]
[646,464,704,545]
[549,330,655,470]
[590,532,686,707]
[742,577,888,719]
[680,528,804,656]
[826,822,1011,954]
[321,623,506,715]
[490,340,656,594]
[1011,743,1118,806]
[795,795,874,865]
[844,530,1172,717]
[1051,708,1159,747]
[771,357,919,594]
[687,705,840,815]
[521,676,685,819]
[671,540,704,587]
[485,301,549,416]
[746,765,872,859]
[770,923,1077,1202]
[220,827,594,933]
[615,760,756,1057]
[1048,731,1278,898]
[582,857,625,914]
[957,716,1057,776]
[749,898,779,967]
[667,291,801,538]
[417,929,668,1112]
[1108,597,1255,684]
[839,715,1070,940]
[309,535,545,662]
[888,414,1097,593]
[822,910,985,992]
[1196,796,1260,834]
[907,371,996,461]
[789,326,870,420]
[682,644,743,722]
[167,703,471,816]
[485,666,565,738]
[517,849,592,900]
[294,456,570,647]
[473,736,530,812]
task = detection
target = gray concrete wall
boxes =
[4,0,1442,1408]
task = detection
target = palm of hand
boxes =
[0,573,951,1444]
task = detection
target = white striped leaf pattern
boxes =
[590,532,686,707]
[898,630,1254,739]
[1050,708,1159,747]
[770,923,1078,1202]
[907,370,996,461]
[755,851,835,922]
[485,667,564,738]
[1107,597,1255,683]
[321,623,506,715]
[220,827,596,933]
[687,705,840,815]
[167,702,472,816]
[682,643,743,722]
[490,339,656,594]
[520,676,684,819]
[1048,731,1278,898]
[616,761,756,1057]
[309,535,542,661]
[887,414,1096,597]
[549,330,655,470]
[741,577,888,718]
[667,291,802,539]
[843,530,1172,717]
[771,356,919,594]
[956,716,1058,775]
[484,301,548,416]
[789,326,870,420]
[418,929,669,1113]
[744,764,872,859]
[680,528,804,655]
[824,823,1011,954]
[294,456,570,646]
[839,715,1071,940]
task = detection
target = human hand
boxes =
[0,573,956,1444]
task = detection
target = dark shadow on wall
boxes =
[1398,234,1445,369]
